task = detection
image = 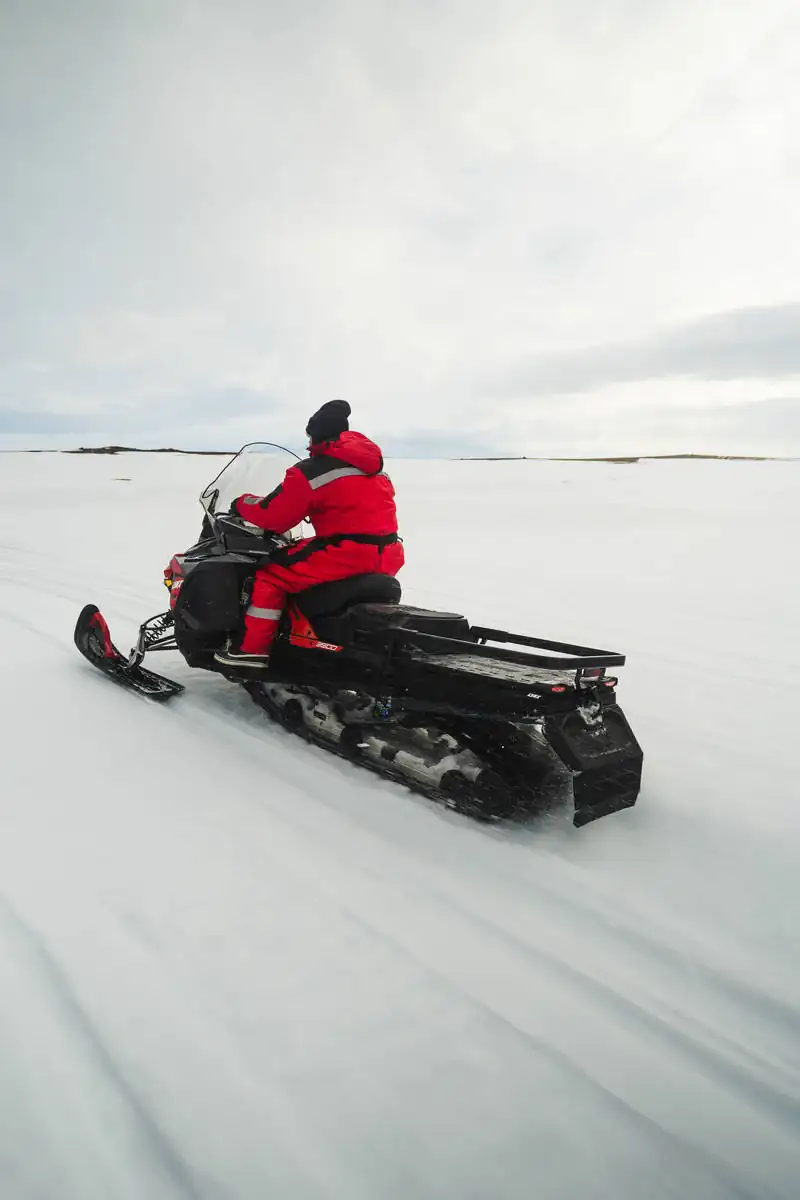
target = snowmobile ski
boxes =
[74,605,184,701]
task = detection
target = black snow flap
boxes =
[544,703,643,826]
[572,758,642,827]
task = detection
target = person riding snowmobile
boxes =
[214,400,404,667]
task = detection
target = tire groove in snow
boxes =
[0,893,204,1200]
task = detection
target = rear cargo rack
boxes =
[391,624,626,671]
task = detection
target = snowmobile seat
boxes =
[295,573,403,618]
[348,604,472,643]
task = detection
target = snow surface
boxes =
[0,451,798,1200]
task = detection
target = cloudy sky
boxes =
[1,0,799,455]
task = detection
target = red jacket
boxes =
[234,432,399,539]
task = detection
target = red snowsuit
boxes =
[232,431,404,654]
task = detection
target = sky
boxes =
[1,0,799,457]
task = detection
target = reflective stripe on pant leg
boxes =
[240,608,282,653]
[239,573,286,653]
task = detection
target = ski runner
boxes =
[214,400,404,668]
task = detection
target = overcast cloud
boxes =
[1,0,799,455]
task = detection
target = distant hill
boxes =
[61,446,232,456]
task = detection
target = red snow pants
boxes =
[239,539,404,654]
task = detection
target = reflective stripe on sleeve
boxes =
[245,606,283,620]
[308,467,366,490]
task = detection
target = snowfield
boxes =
[0,450,798,1200]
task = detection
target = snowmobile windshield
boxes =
[200,442,304,534]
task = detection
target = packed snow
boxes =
[0,450,798,1200]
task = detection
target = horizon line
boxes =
[1,446,795,462]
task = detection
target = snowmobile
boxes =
[74,443,643,826]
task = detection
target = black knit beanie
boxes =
[305,399,351,444]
